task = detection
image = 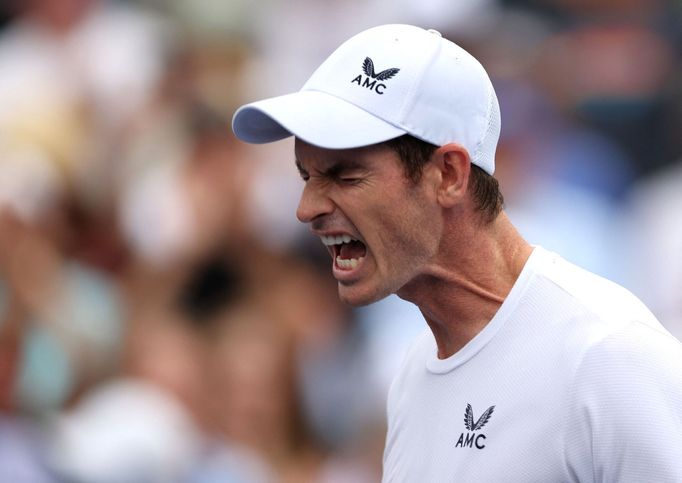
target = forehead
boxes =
[294,138,397,170]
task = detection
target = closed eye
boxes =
[339,176,362,185]
[295,158,367,185]
[325,163,367,186]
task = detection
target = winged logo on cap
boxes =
[362,57,400,81]
[464,404,495,431]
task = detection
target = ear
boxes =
[432,143,471,208]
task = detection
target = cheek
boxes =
[370,196,438,264]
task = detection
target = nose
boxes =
[296,181,334,224]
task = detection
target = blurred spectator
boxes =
[48,254,278,482]
[536,20,678,177]
[0,209,124,415]
[0,0,170,213]
[0,205,124,481]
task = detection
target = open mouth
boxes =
[320,234,367,270]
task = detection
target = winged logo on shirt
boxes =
[464,403,495,431]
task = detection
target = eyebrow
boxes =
[295,158,366,178]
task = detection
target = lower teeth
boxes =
[336,256,362,269]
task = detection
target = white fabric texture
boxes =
[383,246,682,482]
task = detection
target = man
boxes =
[232,24,682,482]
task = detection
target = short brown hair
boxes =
[382,134,504,222]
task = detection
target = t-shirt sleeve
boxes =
[564,322,682,483]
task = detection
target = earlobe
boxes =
[435,144,470,208]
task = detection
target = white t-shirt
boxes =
[383,246,682,482]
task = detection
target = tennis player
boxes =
[232,24,682,482]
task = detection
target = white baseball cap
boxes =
[232,24,501,174]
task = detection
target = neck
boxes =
[397,212,532,359]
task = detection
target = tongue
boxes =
[339,240,367,260]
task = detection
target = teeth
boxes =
[336,256,363,269]
[321,234,358,246]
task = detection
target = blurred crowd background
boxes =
[0,0,681,481]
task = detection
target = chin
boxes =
[337,283,389,307]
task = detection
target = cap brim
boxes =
[232,90,406,149]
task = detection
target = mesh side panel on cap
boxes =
[471,82,501,175]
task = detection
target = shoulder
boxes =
[534,247,682,384]
[529,247,666,337]
[528,248,682,403]
[572,319,682,393]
